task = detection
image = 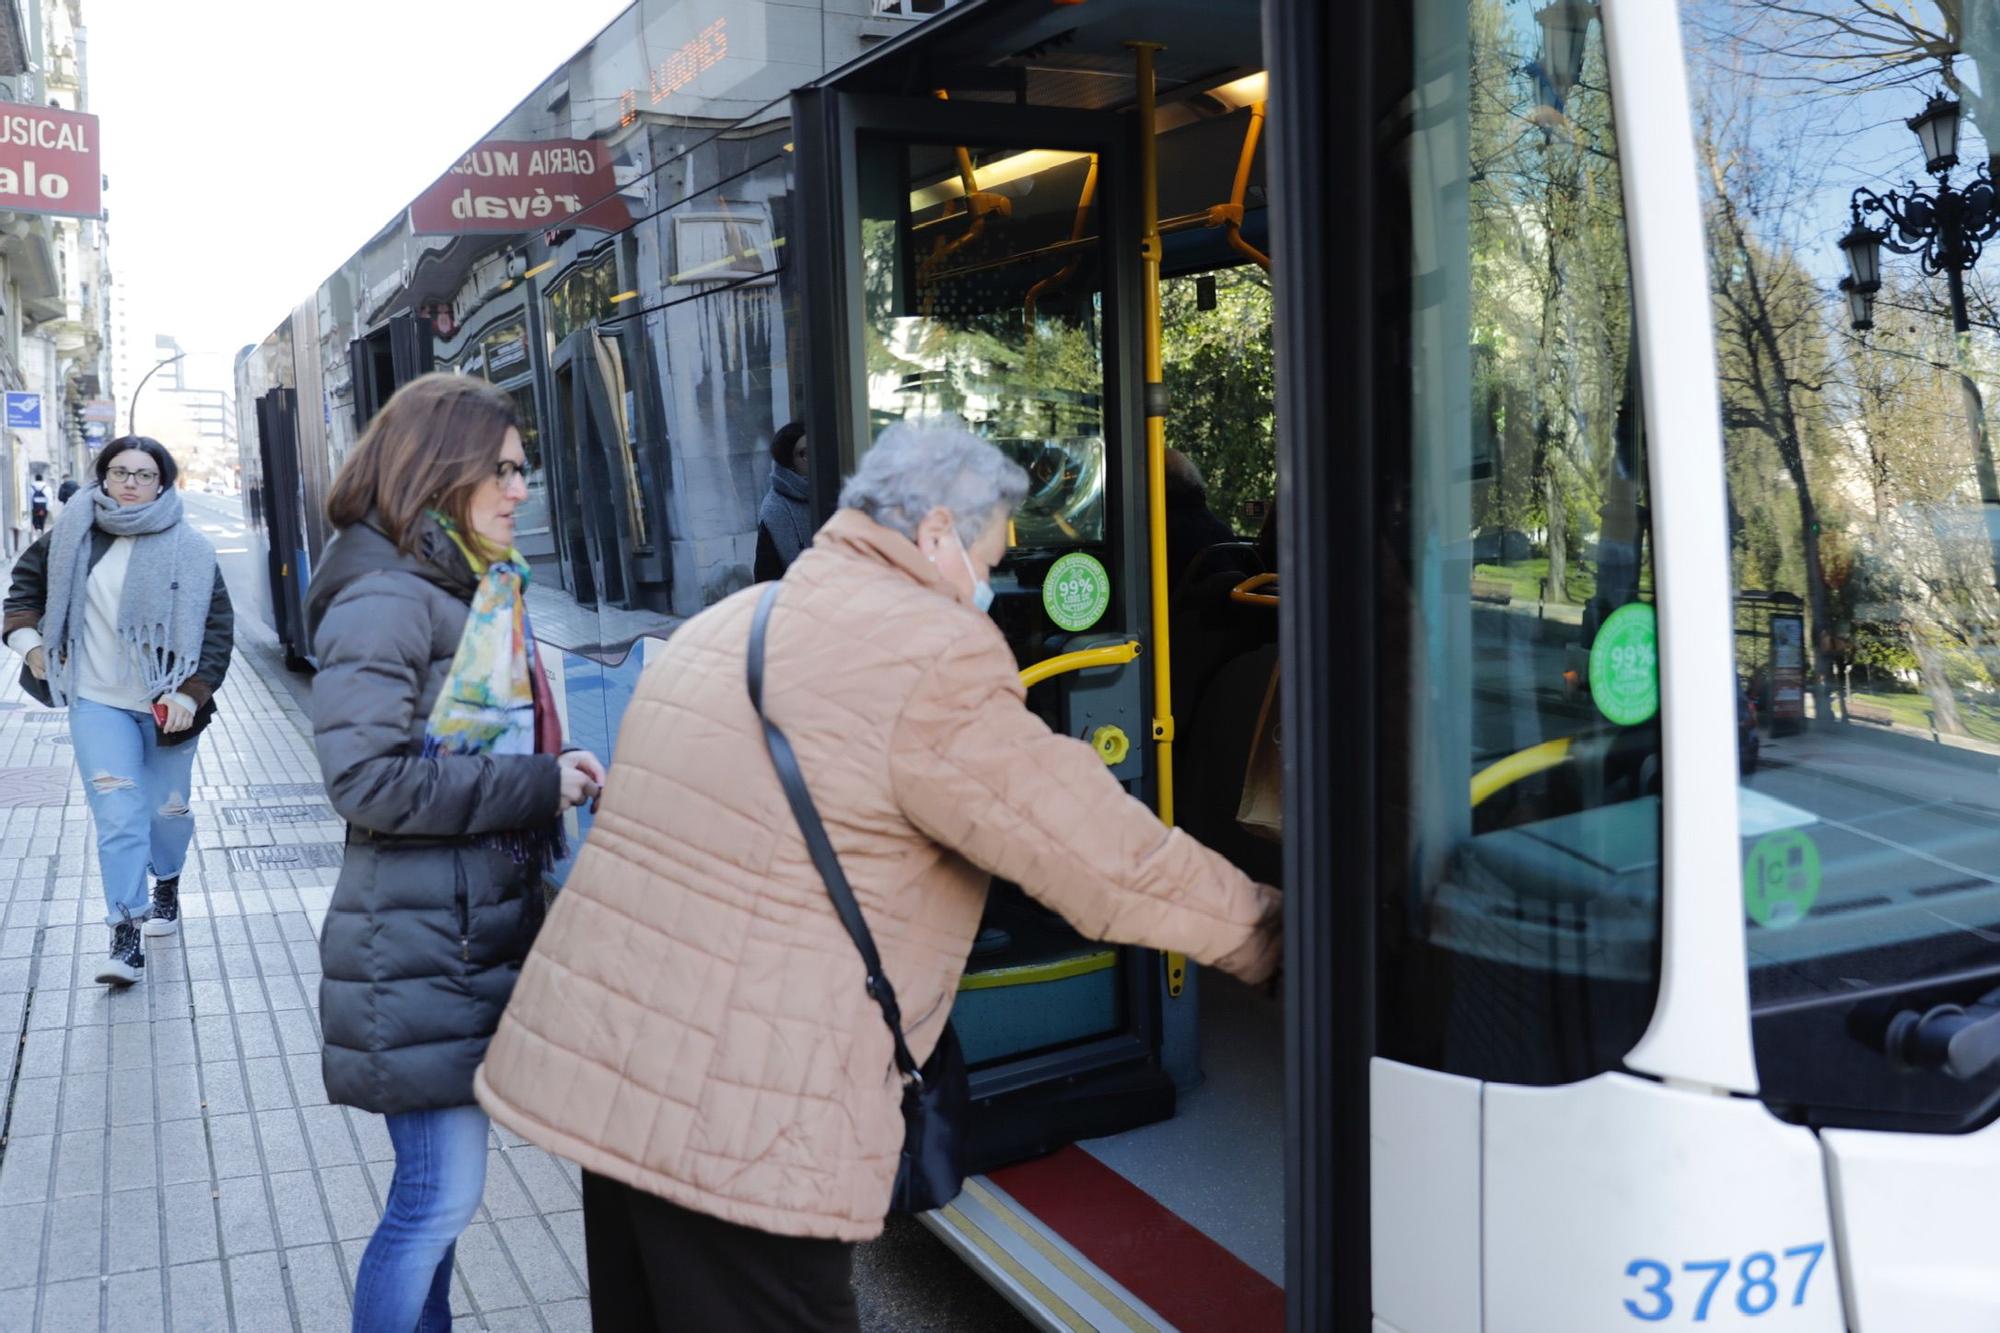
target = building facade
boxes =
[0,0,110,551]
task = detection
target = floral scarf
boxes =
[425,514,565,870]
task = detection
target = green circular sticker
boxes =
[1043,552,1111,632]
[1588,602,1659,726]
[1744,829,1821,929]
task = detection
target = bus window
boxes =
[1684,4,2000,1133]
[1377,0,1660,1086]
[857,138,1108,554]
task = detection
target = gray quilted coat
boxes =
[307,515,562,1115]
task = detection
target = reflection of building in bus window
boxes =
[755,421,810,582]
[501,383,549,541]
[590,332,649,551]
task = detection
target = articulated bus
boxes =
[241,0,2000,1327]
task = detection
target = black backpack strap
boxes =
[748,583,921,1081]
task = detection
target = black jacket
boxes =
[2,526,234,741]
[307,515,562,1114]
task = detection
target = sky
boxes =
[86,0,634,395]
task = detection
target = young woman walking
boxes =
[308,373,604,1332]
[3,437,233,985]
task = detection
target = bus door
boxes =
[252,387,313,671]
[550,327,666,614]
[792,89,1181,1159]
[347,312,435,433]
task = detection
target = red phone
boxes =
[152,701,170,728]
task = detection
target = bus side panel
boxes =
[1822,1119,2000,1331]
[1370,1059,1480,1332]
[1484,1074,1841,1330]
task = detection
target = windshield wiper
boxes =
[1885,986,2000,1081]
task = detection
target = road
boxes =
[180,490,1031,1331]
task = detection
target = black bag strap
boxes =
[748,583,922,1082]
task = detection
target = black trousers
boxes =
[581,1170,861,1332]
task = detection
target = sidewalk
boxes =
[0,633,592,1330]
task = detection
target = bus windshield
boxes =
[1684,1,2000,1132]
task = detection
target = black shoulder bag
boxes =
[746,582,968,1214]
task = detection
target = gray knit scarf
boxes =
[759,464,813,567]
[40,484,214,707]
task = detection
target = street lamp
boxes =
[1910,91,1962,176]
[1839,276,1875,332]
[126,352,186,436]
[1843,90,2000,590]
[1535,0,1597,106]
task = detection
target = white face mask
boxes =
[933,526,996,613]
[960,541,995,613]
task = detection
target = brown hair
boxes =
[326,372,522,556]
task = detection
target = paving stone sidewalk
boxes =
[0,633,592,1330]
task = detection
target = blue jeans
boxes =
[68,697,200,927]
[351,1105,489,1333]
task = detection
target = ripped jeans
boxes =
[68,698,199,927]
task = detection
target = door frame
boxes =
[1267,0,1380,1327]
[790,84,1189,1117]
[794,91,1144,558]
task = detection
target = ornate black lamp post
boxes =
[1534,0,1597,109]
[1843,91,2000,589]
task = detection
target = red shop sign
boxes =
[409,139,632,236]
[0,103,100,219]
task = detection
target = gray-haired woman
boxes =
[3,437,233,986]
[476,420,1280,1330]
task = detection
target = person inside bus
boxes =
[1163,446,1236,589]
[476,418,1281,1332]
[306,373,607,1333]
[754,420,812,581]
[3,438,234,986]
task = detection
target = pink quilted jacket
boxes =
[474,509,1281,1241]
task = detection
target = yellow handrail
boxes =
[1025,154,1100,323]
[1469,737,1573,808]
[1222,101,1270,270]
[1128,39,1177,835]
[1230,572,1278,606]
[1132,41,1189,1001]
[1018,640,1143,690]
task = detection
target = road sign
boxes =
[3,391,40,431]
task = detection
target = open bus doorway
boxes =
[1036,256,1288,1302]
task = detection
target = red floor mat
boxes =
[987,1145,1285,1331]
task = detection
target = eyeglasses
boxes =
[107,468,159,485]
[495,460,533,484]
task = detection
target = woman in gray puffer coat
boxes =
[308,373,604,1333]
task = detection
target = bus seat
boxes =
[1177,642,1282,886]
[1176,540,1264,598]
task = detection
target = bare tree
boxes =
[1702,114,1841,719]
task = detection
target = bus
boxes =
[239,0,2000,1328]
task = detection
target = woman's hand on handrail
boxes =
[558,749,607,813]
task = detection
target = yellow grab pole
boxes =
[1129,40,1187,998]
[1128,40,1173,828]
